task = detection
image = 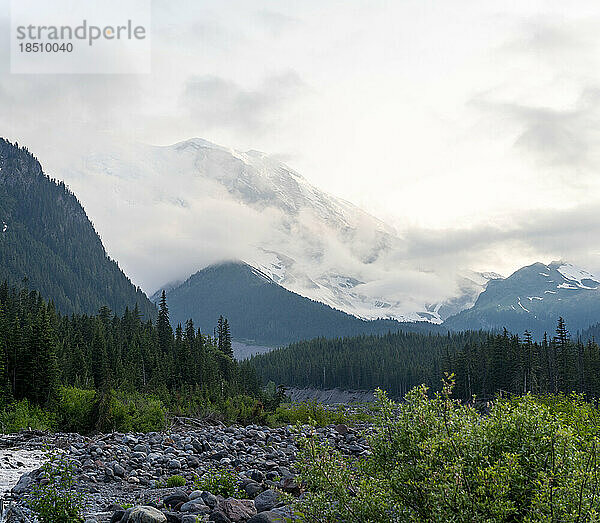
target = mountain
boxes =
[156,261,441,347]
[55,137,487,323]
[0,138,156,318]
[444,261,600,339]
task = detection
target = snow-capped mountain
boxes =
[444,261,600,338]
[55,137,494,322]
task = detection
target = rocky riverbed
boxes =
[2,421,370,522]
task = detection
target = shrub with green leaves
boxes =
[268,399,370,427]
[296,377,600,522]
[29,452,83,523]
[194,468,245,498]
[0,399,56,433]
[166,475,186,488]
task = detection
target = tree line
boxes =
[250,330,490,397]
[0,283,260,410]
[446,318,600,399]
[251,318,600,400]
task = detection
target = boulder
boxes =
[127,506,167,523]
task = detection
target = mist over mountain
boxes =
[57,137,494,323]
[154,261,441,347]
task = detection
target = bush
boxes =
[57,387,96,433]
[0,399,55,433]
[268,400,369,427]
[95,390,167,432]
[166,475,186,488]
[296,377,600,522]
[194,468,245,498]
[29,452,83,522]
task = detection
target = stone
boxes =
[11,475,32,495]
[163,512,182,523]
[220,498,256,522]
[244,481,263,498]
[110,511,125,523]
[179,500,210,514]
[247,512,285,523]
[254,490,281,513]
[189,490,203,500]
[113,464,126,477]
[163,492,189,509]
[127,506,167,523]
[208,510,232,523]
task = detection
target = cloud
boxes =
[180,71,306,135]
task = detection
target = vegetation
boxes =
[166,475,186,488]
[446,320,600,399]
[0,281,266,432]
[268,400,370,427]
[251,330,489,397]
[29,452,83,523]
[0,138,155,319]
[163,262,440,347]
[296,381,600,522]
[194,468,245,498]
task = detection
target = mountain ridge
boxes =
[0,138,156,318]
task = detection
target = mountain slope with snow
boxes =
[57,137,487,322]
[444,261,600,338]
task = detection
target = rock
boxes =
[244,481,263,498]
[163,512,182,523]
[11,474,32,495]
[335,424,349,435]
[247,512,285,523]
[189,490,203,500]
[201,492,218,509]
[113,464,126,477]
[111,511,125,523]
[179,500,210,514]
[254,490,281,513]
[280,477,301,496]
[127,506,167,523]
[164,492,189,509]
[209,510,232,522]
[220,498,257,522]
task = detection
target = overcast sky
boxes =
[2,0,600,285]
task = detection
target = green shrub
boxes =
[166,475,186,488]
[267,400,370,427]
[296,377,600,522]
[194,468,245,498]
[95,390,167,432]
[57,387,96,433]
[0,399,55,433]
[29,452,83,523]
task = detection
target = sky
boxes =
[1,0,600,294]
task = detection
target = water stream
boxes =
[0,448,46,521]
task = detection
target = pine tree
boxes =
[157,291,172,354]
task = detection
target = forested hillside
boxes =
[250,330,489,396]
[0,139,155,318]
[252,317,600,400]
[160,262,441,346]
[447,321,600,398]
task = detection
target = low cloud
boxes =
[181,72,306,135]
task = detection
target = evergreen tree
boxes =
[157,291,172,354]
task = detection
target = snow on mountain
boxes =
[444,260,600,338]
[55,137,495,322]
